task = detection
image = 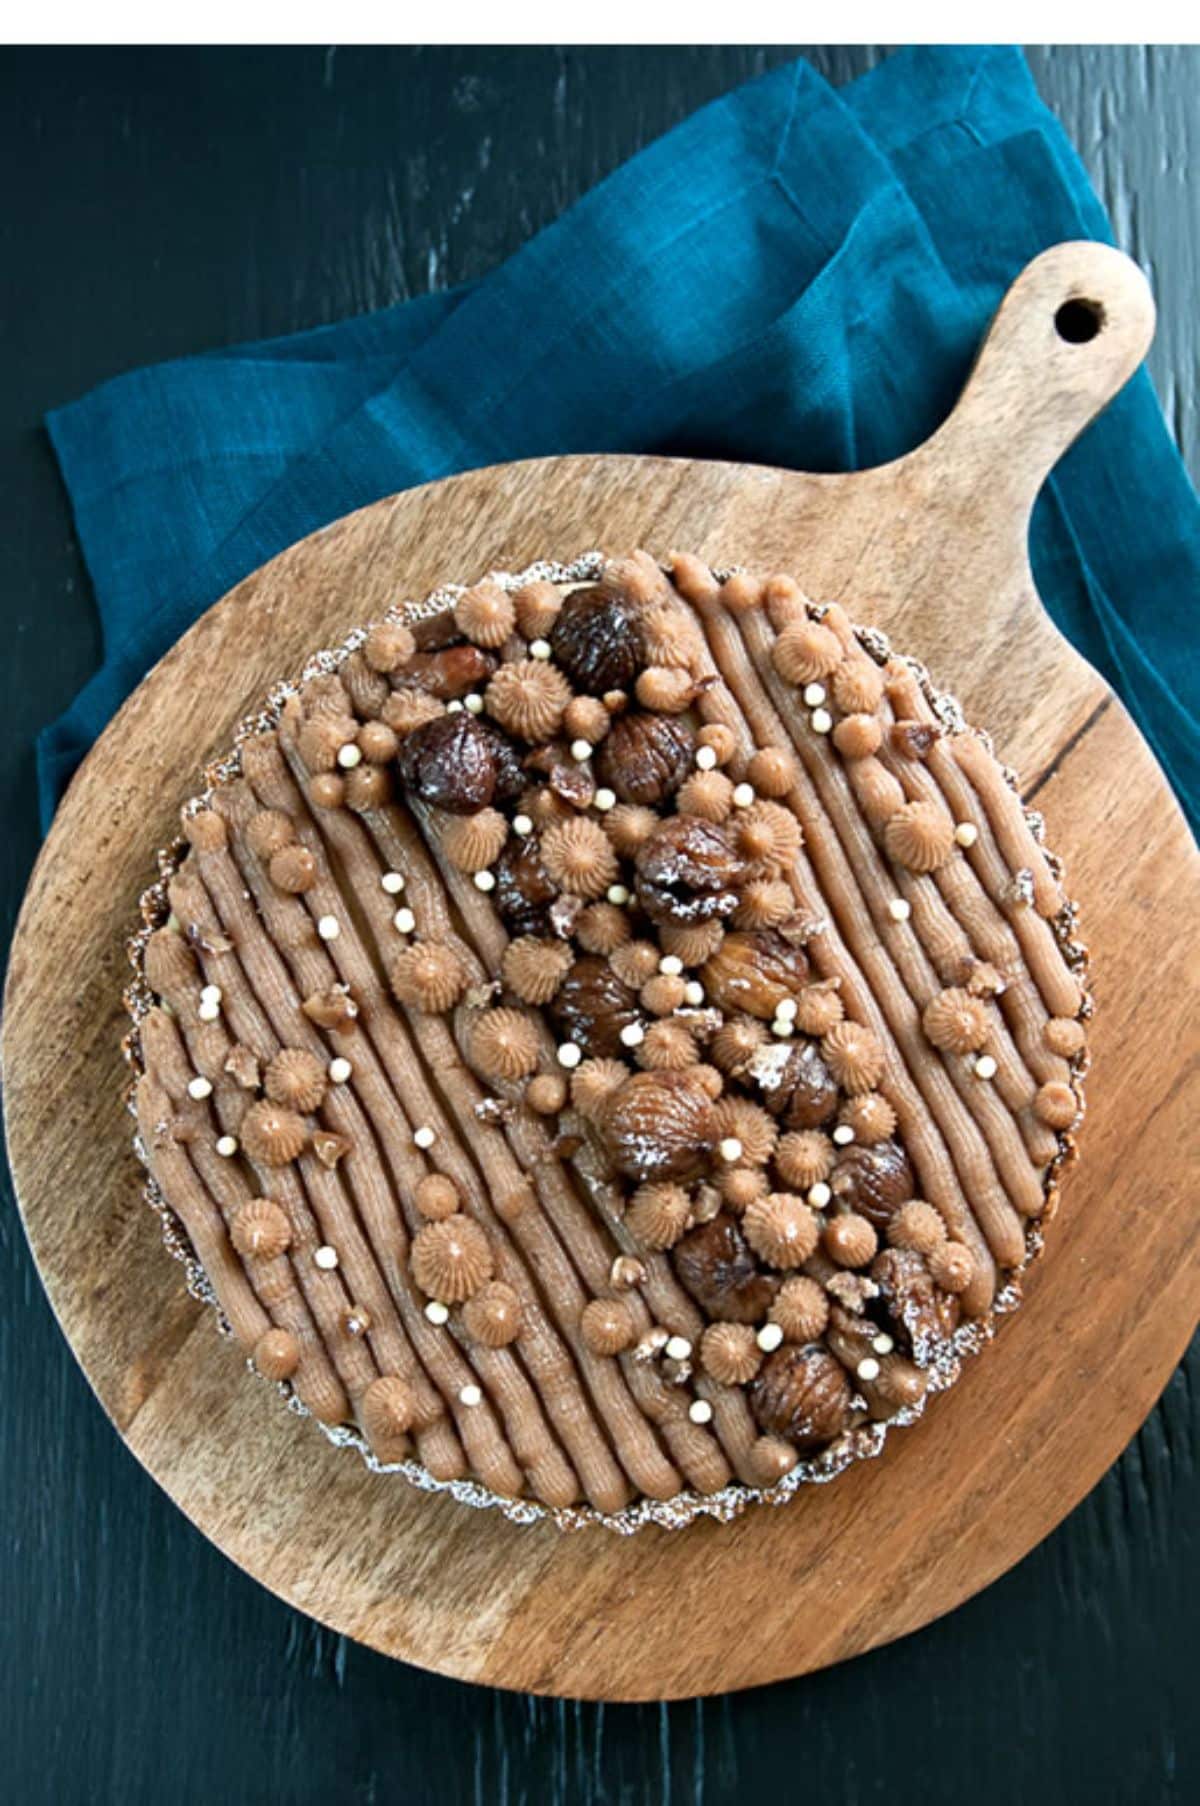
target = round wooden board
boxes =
[5,245,1199,1700]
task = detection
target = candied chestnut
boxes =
[549,585,643,692]
[871,1247,960,1351]
[762,1039,839,1130]
[601,1071,717,1183]
[889,721,942,761]
[671,1212,779,1323]
[395,645,497,698]
[550,956,640,1058]
[548,760,596,810]
[700,929,809,1020]
[634,816,744,927]
[749,1345,854,1449]
[492,837,558,938]
[595,713,695,807]
[396,713,522,814]
[830,1139,915,1227]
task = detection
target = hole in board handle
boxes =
[1055,298,1105,344]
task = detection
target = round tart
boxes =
[125,550,1088,1528]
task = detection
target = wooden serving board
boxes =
[4,244,1198,1701]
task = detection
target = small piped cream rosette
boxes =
[124,551,1089,1533]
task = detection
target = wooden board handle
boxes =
[916,242,1155,514]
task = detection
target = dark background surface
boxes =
[0,46,1196,1806]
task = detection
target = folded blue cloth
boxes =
[42,45,1200,836]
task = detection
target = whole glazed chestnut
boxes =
[595,712,695,807]
[601,1071,717,1183]
[701,929,810,1020]
[671,1211,780,1323]
[549,585,644,693]
[634,816,744,927]
[550,956,641,1059]
[396,712,522,814]
[830,1139,915,1226]
[749,1344,854,1450]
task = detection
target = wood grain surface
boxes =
[5,242,1196,1702]
[3,45,1198,1805]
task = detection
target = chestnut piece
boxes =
[763,1040,839,1130]
[749,1345,854,1450]
[634,816,744,927]
[671,1212,780,1323]
[549,956,641,1059]
[549,584,644,692]
[492,836,558,938]
[871,1246,960,1350]
[890,721,942,761]
[595,712,695,807]
[394,644,497,698]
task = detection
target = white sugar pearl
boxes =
[606,884,630,906]
[775,997,798,1023]
[771,1019,794,1038]
[215,1136,238,1158]
[832,1124,855,1146]
[337,743,362,769]
[381,871,406,894]
[314,1245,339,1270]
[719,1136,744,1163]
[665,1335,692,1362]
[808,1181,832,1208]
[413,1126,437,1150]
[393,906,416,933]
[529,639,552,660]
[328,1057,352,1085]
[683,981,704,1006]
[620,1022,645,1049]
[803,682,826,707]
[756,1323,784,1353]
[872,1333,895,1355]
[512,814,534,836]
[857,1357,881,1383]
[954,822,978,847]
[425,1300,449,1325]
[459,1384,483,1408]
[200,984,222,1007]
[198,1000,220,1022]
[570,739,592,762]
[888,898,911,922]
[474,870,496,892]
[317,915,340,941]
[974,1054,998,1081]
[464,692,484,714]
[445,699,464,714]
[688,1399,714,1425]
[557,1042,582,1069]
[810,708,833,735]
[658,954,684,977]
[732,782,755,808]
[695,744,718,771]
[594,788,617,811]
[187,1077,212,1100]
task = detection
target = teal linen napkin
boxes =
[41,46,1200,835]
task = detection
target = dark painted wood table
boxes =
[1,46,1195,1805]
